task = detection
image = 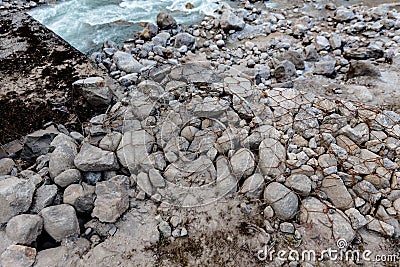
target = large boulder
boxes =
[74,143,119,172]
[112,51,143,73]
[174,33,195,49]
[0,177,35,224]
[6,214,43,245]
[40,204,80,241]
[156,12,177,30]
[48,134,78,179]
[72,77,113,107]
[264,182,298,220]
[20,127,59,161]
[258,138,286,178]
[92,176,129,223]
[220,9,245,31]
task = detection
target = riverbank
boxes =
[1,1,400,266]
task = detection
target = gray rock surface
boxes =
[20,127,59,161]
[72,77,113,106]
[220,9,245,31]
[230,148,255,179]
[259,138,286,178]
[321,175,354,209]
[285,174,312,195]
[113,51,143,73]
[174,33,195,49]
[99,132,122,152]
[335,7,355,21]
[0,177,35,224]
[40,204,80,241]
[92,176,129,222]
[264,182,298,220]
[0,158,15,175]
[63,183,95,213]
[48,134,78,179]
[6,214,43,245]
[0,245,36,267]
[240,173,265,199]
[366,215,395,237]
[300,197,356,244]
[53,168,81,187]
[74,143,119,172]
[31,184,58,213]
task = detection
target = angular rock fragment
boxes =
[72,77,113,106]
[63,183,95,213]
[92,176,129,223]
[300,197,355,245]
[113,51,143,73]
[74,143,119,172]
[0,177,35,224]
[53,169,81,188]
[220,9,245,31]
[285,174,311,195]
[366,215,395,237]
[321,175,354,209]
[6,214,43,245]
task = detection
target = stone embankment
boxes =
[1,1,400,266]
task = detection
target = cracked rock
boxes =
[230,148,255,179]
[366,215,395,237]
[264,182,298,220]
[321,175,354,209]
[345,208,368,230]
[285,174,311,195]
[72,77,113,107]
[259,138,286,178]
[240,173,265,198]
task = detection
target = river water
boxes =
[28,0,223,53]
[28,0,400,54]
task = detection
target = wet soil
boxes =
[0,10,118,145]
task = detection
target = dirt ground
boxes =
[0,11,120,145]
